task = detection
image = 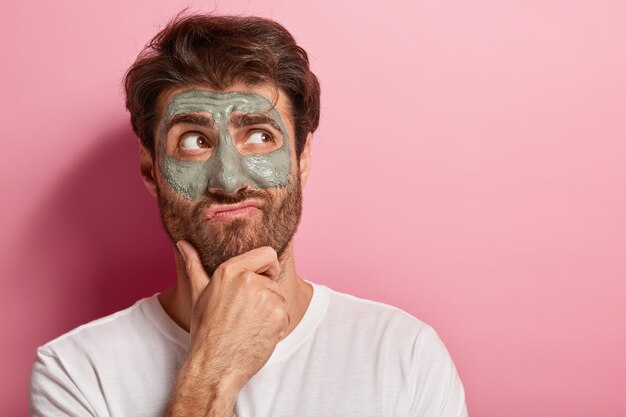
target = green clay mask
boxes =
[158,90,292,199]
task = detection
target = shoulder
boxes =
[32,293,185,383]
[38,295,159,359]
[316,283,445,364]
[315,284,467,415]
[319,285,467,416]
[322,284,433,341]
[30,296,162,416]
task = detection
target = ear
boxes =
[298,132,313,188]
[139,143,158,197]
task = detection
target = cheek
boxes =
[241,146,292,188]
[160,155,210,200]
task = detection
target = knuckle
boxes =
[257,289,270,303]
[261,246,277,259]
[272,305,287,321]
[241,271,257,286]
[220,262,235,276]
[217,262,237,279]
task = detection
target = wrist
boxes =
[214,371,245,400]
[167,356,240,417]
[185,344,247,395]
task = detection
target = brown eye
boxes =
[244,131,273,145]
[180,133,209,150]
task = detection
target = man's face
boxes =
[152,84,303,276]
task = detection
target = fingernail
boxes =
[176,241,187,262]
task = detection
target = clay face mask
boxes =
[158,89,292,200]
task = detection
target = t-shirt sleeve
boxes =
[410,326,468,417]
[30,347,97,417]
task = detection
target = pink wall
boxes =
[2,1,625,416]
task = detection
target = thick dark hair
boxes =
[124,12,321,159]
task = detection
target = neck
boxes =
[158,241,313,336]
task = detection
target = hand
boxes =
[177,240,290,394]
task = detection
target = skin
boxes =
[159,90,293,199]
[154,87,304,277]
[139,83,314,416]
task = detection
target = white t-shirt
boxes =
[30,282,467,416]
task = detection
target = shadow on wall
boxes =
[8,123,176,414]
[24,124,176,334]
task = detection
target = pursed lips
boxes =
[203,200,263,220]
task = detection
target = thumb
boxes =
[176,240,209,308]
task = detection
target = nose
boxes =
[206,146,249,195]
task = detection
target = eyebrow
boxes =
[230,113,283,134]
[165,113,216,132]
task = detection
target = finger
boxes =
[277,308,291,342]
[176,240,209,307]
[264,286,287,304]
[268,289,290,331]
[224,246,281,281]
[259,276,282,294]
[284,310,291,331]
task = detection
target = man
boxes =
[30,13,467,417]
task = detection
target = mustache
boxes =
[200,188,271,207]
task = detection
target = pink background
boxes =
[1,1,625,416]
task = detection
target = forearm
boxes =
[165,244,285,416]
[166,357,239,417]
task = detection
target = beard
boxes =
[156,175,303,276]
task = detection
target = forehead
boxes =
[157,84,293,125]
[164,90,276,119]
